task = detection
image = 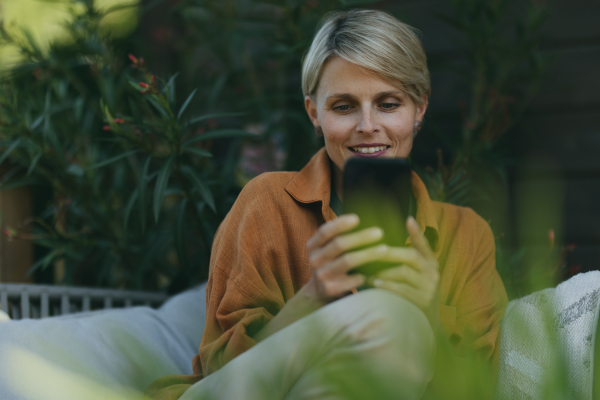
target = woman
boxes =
[146,9,507,400]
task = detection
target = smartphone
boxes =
[342,157,413,276]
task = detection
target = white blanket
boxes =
[494,271,600,400]
[0,284,206,400]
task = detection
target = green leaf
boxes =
[67,164,84,177]
[153,155,175,223]
[183,147,213,158]
[128,80,144,91]
[338,0,382,5]
[87,150,139,169]
[123,190,139,231]
[183,129,255,147]
[188,112,246,125]
[178,88,197,121]
[145,95,171,120]
[29,248,62,275]
[27,152,42,176]
[45,122,65,164]
[174,198,188,269]
[181,166,215,212]
[163,72,180,104]
[29,115,44,131]
[207,73,227,109]
[139,156,152,233]
[0,138,22,165]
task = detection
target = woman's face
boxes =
[305,57,428,179]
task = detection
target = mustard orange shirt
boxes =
[194,147,508,382]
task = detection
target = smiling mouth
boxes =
[349,145,390,154]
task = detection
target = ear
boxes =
[304,95,320,128]
[415,96,429,121]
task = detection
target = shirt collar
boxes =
[285,147,439,250]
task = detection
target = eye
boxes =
[333,104,353,112]
[380,102,400,110]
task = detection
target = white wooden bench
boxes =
[0,283,168,319]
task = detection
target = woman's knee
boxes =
[325,289,435,354]
[345,289,430,329]
[317,289,436,394]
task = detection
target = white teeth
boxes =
[351,146,387,153]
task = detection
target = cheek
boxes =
[320,115,354,143]
[380,114,415,156]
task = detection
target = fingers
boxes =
[318,273,366,299]
[307,214,387,302]
[407,217,436,264]
[310,226,383,268]
[317,244,388,277]
[306,214,359,253]
[375,264,422,288]
[371,279,427,309]
[380,246,423,272]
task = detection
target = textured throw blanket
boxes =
[494,271,600,400]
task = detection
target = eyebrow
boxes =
[326,90,404,102]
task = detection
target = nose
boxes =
[356,107,379,135]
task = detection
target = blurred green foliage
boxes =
[414,0,555,298]
[0,1,254,292]
[0,0,560,296]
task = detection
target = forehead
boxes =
[316,57,401,99]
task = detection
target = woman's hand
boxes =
[304,214,387,303]
[369,217,441,329]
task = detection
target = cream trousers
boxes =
[181,289,436,400]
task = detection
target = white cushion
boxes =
[0,283,206,400]
[494,272,600,400]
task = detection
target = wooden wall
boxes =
[0,180,33,283]
[389,0,600,274]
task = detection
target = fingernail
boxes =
[373,279,384,287]
[370,227,383,238]
[377,244,388,253]
[347,214,359,225]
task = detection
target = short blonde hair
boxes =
[302,9,430,105]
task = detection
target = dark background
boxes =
[0,0,598,296]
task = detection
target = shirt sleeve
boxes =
[452,211,508,397]
[197,175,293,376]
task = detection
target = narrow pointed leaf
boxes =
[128,80,143,91]
[174,199,188,269]
[207,73,227,108]
[145,95,171,120]
[87,150,139,169]
[178,88,197,121]
[43,90,51,135]
[30,115,44,131]
[183,130,255,147]
[29,248,61,275]
[27,152,43,176]
[182,166,215,212]
[0,138,22,165]
[189,112,246,125]
[183,147,213,158]
[163,72,180,104]
[123,190,139,230]
[153,155,175,223]
[139,156,152,233]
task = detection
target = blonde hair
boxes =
[301,10,430,105]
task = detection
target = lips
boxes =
[348,144,391,157]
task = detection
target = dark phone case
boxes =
[342,157,412,276]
